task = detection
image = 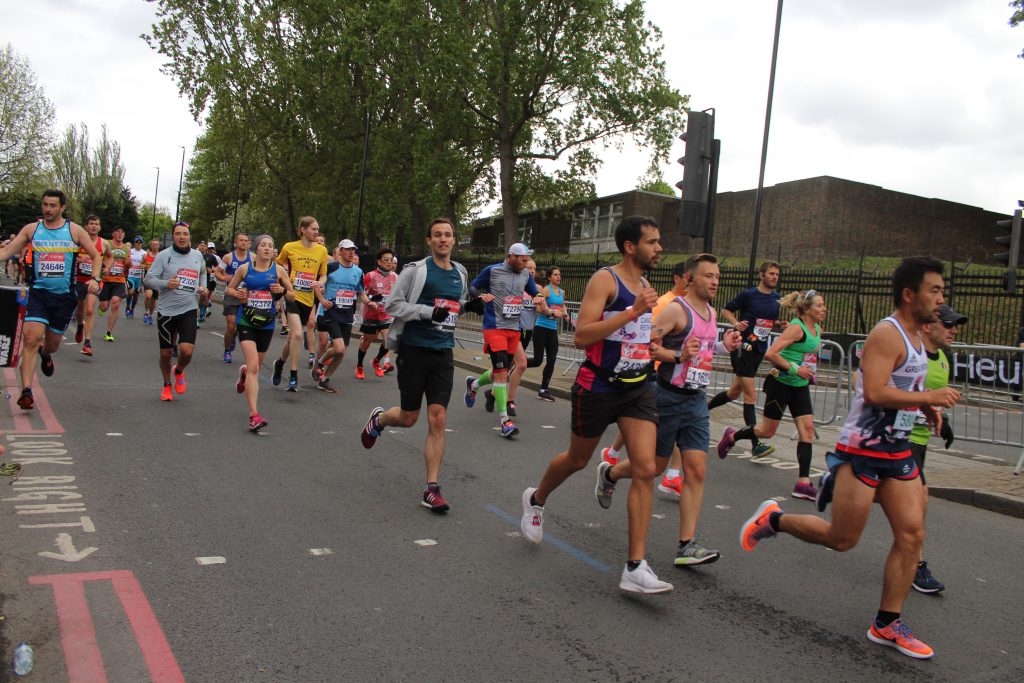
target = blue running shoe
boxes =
[464,376,477,408]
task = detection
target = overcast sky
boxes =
[2,0,1022,220]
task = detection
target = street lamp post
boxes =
[151,167,160,242]
[175,146,186,223]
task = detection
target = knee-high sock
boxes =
[474,369,492,390]
[797,442,813,478]
[493,382,508,420]
[707,391,731,410]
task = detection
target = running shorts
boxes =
[157,310,199,349]
[654,383,710,455]
[237,325,274,353]
[826,450,920,489]
[730,346,765,378]
[570,381,658,438]
[284,299,314,327]
[316,318,352,344]
[762,374,814,420]
[25,288,78,334]
[396,343,454,412]
[98,282,126,302]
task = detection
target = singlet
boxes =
[362,269,397,322]
[30,220,77,294]
[238,262,278,330]
[775,318,822,388]
[103,242,131,283]
[223,250,252,277]
[143,251,157,276]
[837,316,928,459]
[910,348,951,446]
[657,297,718,393]
[576,268,652,393]
[75,236,104,283]
[535,286,564,330]
[128,248,146,281]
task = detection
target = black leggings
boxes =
[527,326,560,389]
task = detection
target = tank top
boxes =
[657,297,718,392]
[239,262,278,330]
[76,236,104,282]
[775,318,822,388]
[103,242,131,283]
[224,250,251,276]
[576,268,652,393]
[30,220,77,294]
[536,286,564,330]
[837,316,928,459]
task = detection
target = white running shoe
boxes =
[618,560,673,594]
[520,487,544,544]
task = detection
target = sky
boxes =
[1,0,1022,219]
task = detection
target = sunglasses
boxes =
[940,321,959,329]
[803,289,818,302]
[173,221,190,228]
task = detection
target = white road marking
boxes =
[309,548,333,556]
[715,505,731,510]
[542,425,556,429]
[445,429,455,432]
[583,522,601,528]
[505,531,522,538]
[321,431,335,435]
[106,433,122,437]
[38,533,98,562]
[196,556,226,565]
[413,539,437,547]
[185,433,201,436]
[209,332,225,338]
[651,514,666,519]
[977,577,988,582]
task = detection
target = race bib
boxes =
[78,260,93,276]
[502,295,523,318]
[293,271,315,292]
[549,304,564,318]
[433,298,460,333]
[128,267,143,279]
[108,263,124,276]
[176,267,199,293]
[684,344,714,390]
[753,318,774,340]
[893,408,919,435]
[334,289,356,308]
[612,342,651,375]
[522,295,535,310]
[37,253,65,277]
[801,352,818,377]
[247,289,273,310]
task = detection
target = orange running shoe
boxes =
[355,366,365,380]
[657,475,683,497]
[173,367,187,394]
[600,447,619,466]
[867,619,934,659]
[160,384,174,401]
[739,499,782,552]
[371,358,385,377]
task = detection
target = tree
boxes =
[636,161,675,197]
[51,122,131,228]
[0,44,55,193]
[1012,1,1024,59]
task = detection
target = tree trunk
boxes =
[498,136,518,249]
[280,178,295,240]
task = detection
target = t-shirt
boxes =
[910,348,951,446]
[128,248,146,281]
[724,287,781,353]
[319,261,364,324]
[277,240,329,307]
[143,248,207,316]
[401,259,465,349]
[471,262,539,331]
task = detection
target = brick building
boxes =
[471,176,1011,263]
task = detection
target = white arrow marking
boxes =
[106,432,123,436]
[414,539,437,546]
[38,533,98,562]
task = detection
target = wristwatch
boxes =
[92,275,102,282]
[674,348,683,364]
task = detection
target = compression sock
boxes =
[493,382,508,420]
[743,403,758,428]
[707,391,731,410]
[474,370,492,391]
[374,345,388,362]
[357,349,367,367]
[734,425,757,443]
[797,442,813,478]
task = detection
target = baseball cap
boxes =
[133,236,143,243]
[207,241,216,248]
[937,304,967,326]
[339,239,357,249]
[508,242,534,256]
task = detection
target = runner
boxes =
[97,226,131,342]
[355,248,398,379]
[142,238,161,325]
[125,236,146,318]
[719,289,828,501]
[0,190,102,409]
[464,243,539,437]
[225,234,294,431]
[708,261,783,457]
[594,253,740,567]
[739,256,960,660]
[519,216,674,594]
[502,259,539,415]
[906,303,964,594]
[307,235,329,368]
[360,218,468,512]
[72,215,111,356]
[526,265,566,401]
[216,233,252,363]
[272,217,329,392]
[312,239,369,392]
[198,241,220,324]
[143,222,208,401]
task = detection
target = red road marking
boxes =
[3,367,64,434]
[29,570,184,683]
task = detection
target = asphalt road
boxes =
[1,313,1023,682]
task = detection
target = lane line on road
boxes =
[484,504,612,574]
[309,548,333,556]
[195,556,226,565]
[4,367,65,434]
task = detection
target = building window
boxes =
[518,218,533,245]
[572,202,621,242]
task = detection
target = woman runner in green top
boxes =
[728,290,827,500]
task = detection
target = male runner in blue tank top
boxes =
[739,257,961,659]
[0,190,102,409]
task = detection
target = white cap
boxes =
[207,242,215,248]
[508,242,534,256]
[338,239,357,249]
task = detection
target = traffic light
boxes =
[676,110,714,237]
[995,208,1022,293]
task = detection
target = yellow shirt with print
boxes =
[277,241,329,307]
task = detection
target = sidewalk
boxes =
[450,345,1024,520]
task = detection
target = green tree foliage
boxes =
[0,44,55,193]
[51,122,132,230]
[137,203,175,244]
[0,190,42,237]
[1012,1,1024,59]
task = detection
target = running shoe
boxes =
[594,461,616,509]
[740,499,782,552]
[751,441,776,458]
[279,325,289,336]
[657,475,683,497]
[792,480,818,501]
[173,367,187,394]
[382,360,395,374]
[601,447,620,466]
[97,307,105,317]
[500,419,519,438]
[16,388,34,410]
[717,427,737,459]
[236,365,247,394]
[39,350,54,377]
[317,379,337,393]
[619,560,673,594]
[286,377,298,392]
[484,389,495,413]
[248,413,268,433]
[537,388,554,402]
[80,341,93,356]
[464,376,476,408]
[354,366,365,380]
[272,358,284,386]
[103,331,115,342]
[160,384,173,402]
[507,400,517,417]
[143,313,152,325]
[307,352,315,369]
[75,322,84,344]
[198,310,206,324]
[228,340,236,352]
[520,487,543,543]
[912,561,945,594]
[816,470,834,513]
[371,358,385,377]
[361,407,384,449]
[223,351,232,364]
[421,485,450,513]
[867,619,934,659]
[674,540,720,566]
[311,363,324,382]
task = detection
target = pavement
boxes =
[449,344,1024,519]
